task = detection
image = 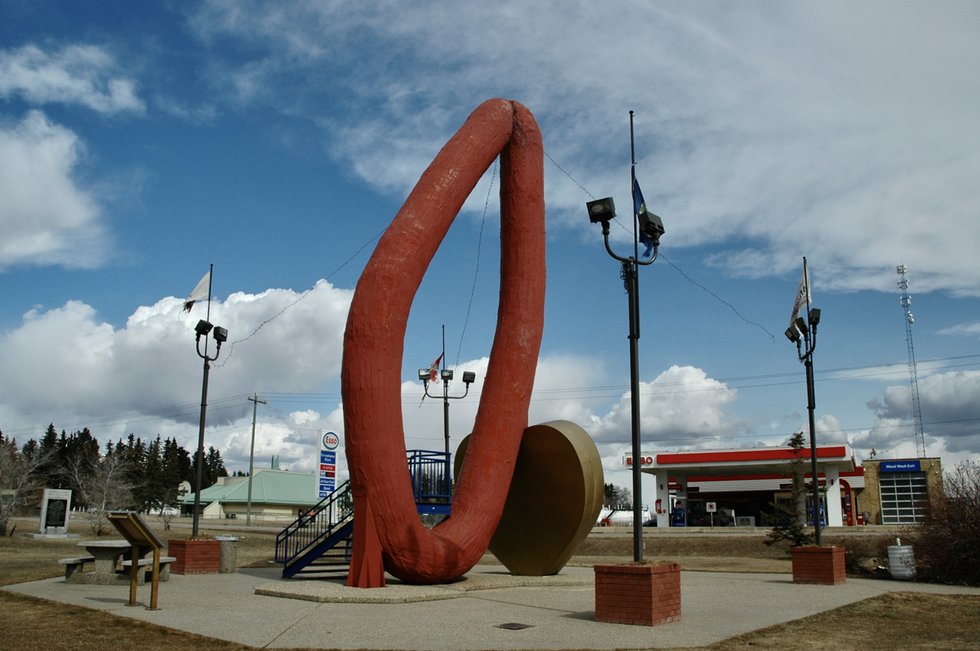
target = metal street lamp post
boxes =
[192,318,228,538]
[585,111,665,562]
[785,291,823,546]
[419,368,476,496]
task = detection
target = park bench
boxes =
[120,555,177,583]
[57,555,95,580]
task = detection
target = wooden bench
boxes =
[120,556,177,583]
[58,555,95,580]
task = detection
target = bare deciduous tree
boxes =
[68,453,133,536]
[0,438,58,536]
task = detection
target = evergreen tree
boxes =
[37,424,64,489]
[765,432,814,549]
[204,446,227,487]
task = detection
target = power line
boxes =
[216,225,386,366]
[544,152,775,343]
[659,253,777,342]
[454,160,496,369]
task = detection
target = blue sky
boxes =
[2,1,979,496]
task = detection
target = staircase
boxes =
[275,480,353,579]
[275,450,452,579]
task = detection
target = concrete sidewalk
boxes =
[5,565,980,650]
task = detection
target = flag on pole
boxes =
[426,353,443,382]
[183,270,211,312]
[632,178,655,257]
[790,259,811,329]
[418,352,444,406]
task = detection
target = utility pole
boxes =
[246,393,267,526]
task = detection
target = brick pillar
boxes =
[791,545,846,585]
[169,539,221,574]
[594,562,681,626]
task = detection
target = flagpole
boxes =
[203,263,214,358]
[585,110,665,561]
[630,111,639,262]
[627,110,644,561]
[206,263,213,322]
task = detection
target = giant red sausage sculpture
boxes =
[341,98,545,584]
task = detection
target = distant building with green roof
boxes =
[180,469,321,523]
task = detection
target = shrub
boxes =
[909,461,980,586]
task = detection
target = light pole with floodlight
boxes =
[784,272,823,546]
[191,318,228,538]
[585,111,665,563]
[419,367,476,498]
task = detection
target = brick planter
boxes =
[792,545,846,585]
[168,539,221,575]
[594,562,681,626]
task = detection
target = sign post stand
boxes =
[318,431,341,501]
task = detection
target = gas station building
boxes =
[627,445,944,528]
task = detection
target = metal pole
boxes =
[443,379,451,498]
[192,357,210,538]
[626,258,644,562]
[805,353,821,546]
[443,380,451,457]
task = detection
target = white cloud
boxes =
[0,44,144,114]
[0,111,109,269]
[938,322,980,339]
[585,365,739,447]
[190,1,980,296]
[0,282,353,460]
[859,369,980,455]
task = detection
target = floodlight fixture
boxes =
[418,368,430,381]
[212,326,228,343]
[586,197,616,223]
[795,316,808,338]
[195,319,213,337]
[440,368,454,381]
[785,326,801,343]
[462,371,476,385]
[808,308,821,328]
[639,211,665,247]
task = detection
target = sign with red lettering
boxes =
[624,455,654,467]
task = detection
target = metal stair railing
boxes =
[274,450,451,576]
[275,479,352,565]
[407,449,452,503]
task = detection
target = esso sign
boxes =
[322,432,340,450]
[625,455,653,467]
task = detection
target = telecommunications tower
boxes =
[896,265,926,458]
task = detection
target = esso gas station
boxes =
[627,444,865,528]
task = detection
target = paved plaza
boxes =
[5,564,980,649]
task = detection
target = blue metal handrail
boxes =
[275,450,453,574]
[408,449,452,503]
[275,479,352,564]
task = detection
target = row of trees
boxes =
[603,483,632,509]
[0,424,227,535]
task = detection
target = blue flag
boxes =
[632,178,655,257]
